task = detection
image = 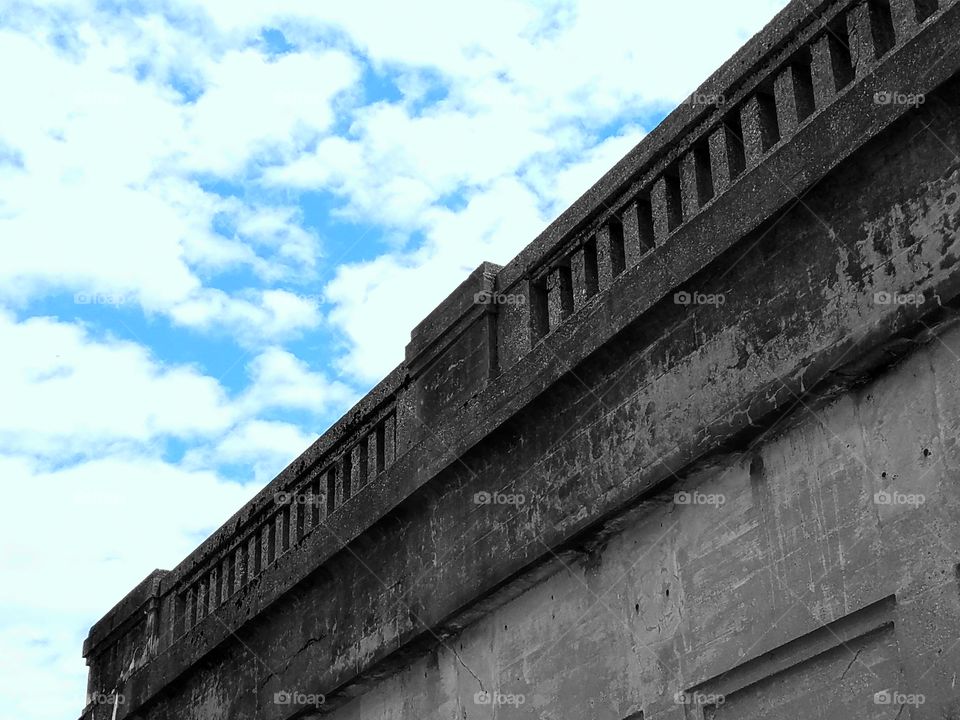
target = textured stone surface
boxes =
[80,0,960,717]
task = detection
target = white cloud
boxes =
[0,454,255,614]
[0,19,346,340]
[325,176,549,381]
[266,98,559,227]
[0,452,258,719]
[536,124,648,211]
[182,418,318,482]
[166,288,322,343]
[0,311,234,457]
[0,312,351,459]
[233,205,318,268]
[241,347,356,415]
[180,47,359,176]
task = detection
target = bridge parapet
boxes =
[81,363,402,711]
[493,0,943,371]
[81,0,960,716]
[82,570,165,710]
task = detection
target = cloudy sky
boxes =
[0,0,788,717]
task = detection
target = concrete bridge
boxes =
[81,0,960,717]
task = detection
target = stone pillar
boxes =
[196,577,208,621]
[570,243,597,311]
[774,64,815,136]
[651,175,682,244]
[546,265,572,329]
[810,33,852,109]
[236,543,248,590]
[680,148,713,217]
[350,441,366,491]
[596,226,616,290]
[620,201,652,266]
[889,0,919,38]
[848,1,894,77]
[383,413,396,468]
[708,124,742,194]
[740,94,778,168]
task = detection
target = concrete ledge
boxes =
[83,570,165,659]
[406,261,501,372]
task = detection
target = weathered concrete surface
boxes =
[81,0,960,717]
[323,318,960,719]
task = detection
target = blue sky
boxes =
[0,0,787,717]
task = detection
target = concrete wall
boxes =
[80,0,960,717]
[327,319,960,719]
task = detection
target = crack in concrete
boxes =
[452,647,486,694]
[292,635,326,660]
[273,635,327,681]
[839,647,862,681]
[257,669,276,692]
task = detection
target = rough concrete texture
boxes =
[81,0,960,717]
[324,317,960,719]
